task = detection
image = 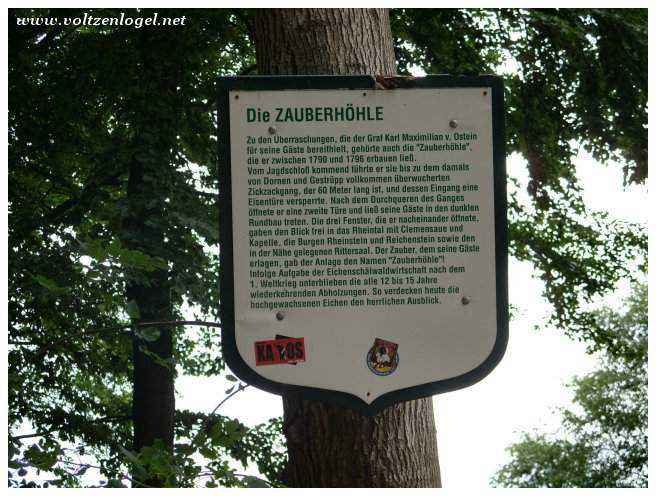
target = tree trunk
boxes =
[124,156,175,468]
[252,8,441,488]
[120,27,180,487]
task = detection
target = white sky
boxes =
[176,150,648,487]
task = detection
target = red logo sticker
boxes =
[255,337,306,366]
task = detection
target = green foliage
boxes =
[393,9,647,184]
[492,284,647,487]
[8,7,280,488]
[392,7,647,347]
[8,6,646,488]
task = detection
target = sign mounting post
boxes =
[218,75,508,415]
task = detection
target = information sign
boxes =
[218,76,508,415]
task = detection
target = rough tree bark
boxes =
[252,8,441,488]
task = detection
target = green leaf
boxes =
[24,444,59,471]
[106,479,126,488]
[119,446,140,466]
[32,275,66,294]
[242,475,270,488]
[136,327,161,343]
[126,300,141,320]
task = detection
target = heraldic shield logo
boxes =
[366,338,399,376]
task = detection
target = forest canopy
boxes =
[8,8,647,487]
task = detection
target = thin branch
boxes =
[12,320,221,355]
[190,383,249,445]
[194,189,220,200]
[56,459,153,489]
[209,383,248,416]
[195,471,274,487]
[239,63,257,75]
[88,319,221,336]
[10,415,132,441]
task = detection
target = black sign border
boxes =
[218,75,508,416]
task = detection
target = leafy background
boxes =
[8,8,647,487]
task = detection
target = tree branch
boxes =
[11,320,222,355]
[190,383,249,445]
[56,459,154,489]
[89,319,221,336]
[10,415,132,441]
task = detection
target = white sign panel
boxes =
[219,76,507,414]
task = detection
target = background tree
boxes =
[9,8,285,488]
[492,284,647,488]
[8,7,647,487]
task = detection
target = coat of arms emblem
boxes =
[366,338,399,376]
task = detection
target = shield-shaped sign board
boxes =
[218,75,508,415]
